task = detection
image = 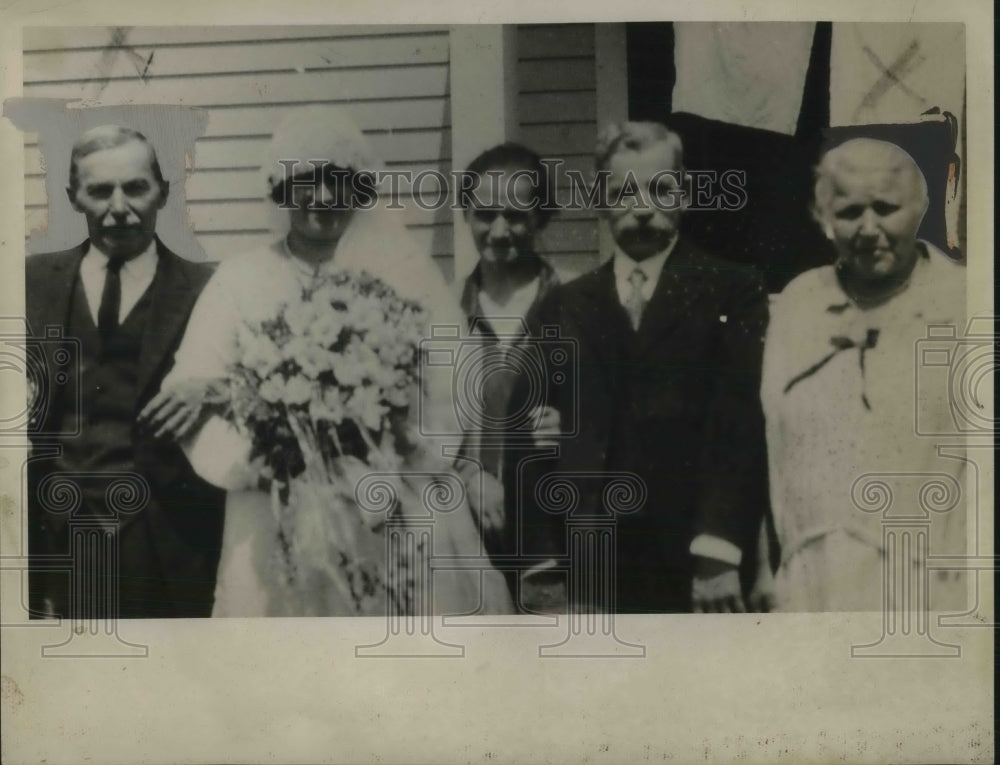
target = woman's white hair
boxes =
[811,138,929,229]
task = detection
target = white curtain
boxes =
[671,22,816,135]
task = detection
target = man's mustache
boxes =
[619,218,673,233]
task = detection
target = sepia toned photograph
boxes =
[0,2,993,764]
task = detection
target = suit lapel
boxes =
[136,241,195,399]
[523,259,560,329]
[28,244,86,433]
[635,237,703,356]
[459,264,481,329]
[571,260,631,363]
[32,244,86,333]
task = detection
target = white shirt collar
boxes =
[477,276,541,344]
[612,234,678,302]
[79,239,160,325]
[82,239,159,280]
[478,276,541,319]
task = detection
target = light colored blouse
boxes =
[762,243,967,577]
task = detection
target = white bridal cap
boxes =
[263,105,383,190]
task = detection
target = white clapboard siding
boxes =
[23,66,450,107]
[22,25,454,275]
[517,24,599,281]
[520,91,596,127]
[20,100,451,141]
[24,34,449,82]
[519,59,596,95]
[197,100,450,137]
[25,131,449,172]
[520,123,596,158]
[24,26,446,50]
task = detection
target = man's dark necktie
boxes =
[97,257,127,339]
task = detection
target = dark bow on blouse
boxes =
[784,328,881,409]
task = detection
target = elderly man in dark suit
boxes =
[26,124,224,619]
[520,121,770,613]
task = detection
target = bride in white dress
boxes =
[156,106,512,617]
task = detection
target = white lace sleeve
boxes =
[164,261,243,386]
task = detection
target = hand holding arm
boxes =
[139,377,229,441]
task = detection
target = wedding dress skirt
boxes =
[191,417,513,617]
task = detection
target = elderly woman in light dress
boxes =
[760,138,967,612]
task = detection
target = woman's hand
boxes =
[468,470,505,536]
[138,378,228,442]
[453,461,505,536]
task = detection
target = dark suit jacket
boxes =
[513,236,770,612]
[25,239,225,618]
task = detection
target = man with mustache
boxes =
[523,122,770,613]
[25,124,225,619]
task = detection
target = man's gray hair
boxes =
[68,124,166,195]
[595,121,684,171]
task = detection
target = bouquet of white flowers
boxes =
[227,269,430,615]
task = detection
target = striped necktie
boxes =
[625,267,648,331]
